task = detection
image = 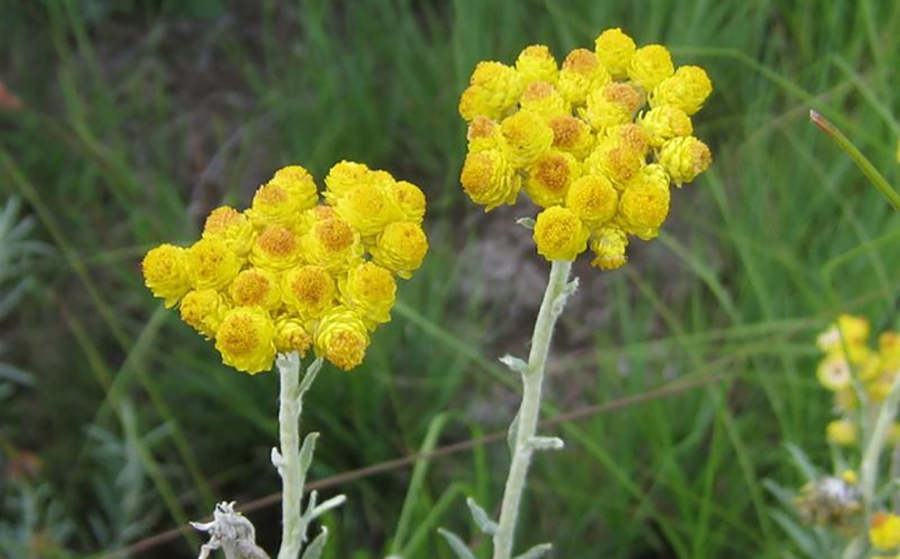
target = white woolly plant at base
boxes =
[192,353,345,559]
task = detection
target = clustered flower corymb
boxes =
[142,163,428,374]
[458,28,713,269]
[814,314,900,447]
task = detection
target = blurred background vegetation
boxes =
[1,0,898,557]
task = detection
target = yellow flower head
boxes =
[301,216,364,273]
[525,150,581,208]
[282,265,336,321]
[548,115,594,160]
[339,261,397,328]
[658,136,711,186]
[460,149,522,211]
[817,354,852,391]
[246,183,302,228]
[628,44,674,91]
[324,161,371,204]
[250,225,303,271]
[268,165,319,211]
[467,116,503,153]
[515,45,559,85]
[390,181,427,224]
[867,378,893,404]
[590,226,629,270]
[335,179,401,237]
[638,106,693,148]
[519,81,570,119]
[566,174,619,229]
[315,306,370,371]
[557,48,612,105]
[583,82,643,131]
[230,268,282,310]
[826,419,857,447]
[142,244,191,308]
[533,206,590,261]
[274,316,312,355]
[594,28,636,79]
[215,306,277,374]
[179,288,230,339]
[187,238,241,290]
[650,66,713,116]
[618,164,671,240]
[457,28,710,271]
[817,314,871,353]
[880,331,900,372]
[501,110,555,168]
[371,221,429,279]
[202,207,256,256]
[459,61,524,121]
[585,138,645,187]
[870,512,900,551]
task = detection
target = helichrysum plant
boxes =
[441,28,713,559]
[769,315,900,559]
[142,162,428,559]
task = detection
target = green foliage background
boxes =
[1,0,898,557]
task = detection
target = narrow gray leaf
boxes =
[300,527,329,559]
[514,543,553,559]
[437,528,476,559]
[465,497,498,535]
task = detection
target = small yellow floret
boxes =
[628,44,674,91]
[816,354,853,391]
[590,226,629,270]
[202,207,256,255]
[186,238,241,290]
[179,288,230,338]
[467,116,503,153]
[282,265,336,320]
[826,419,857,447]
[390,181,427,224]
[142,244,191,308]
[594,28,636,79]
[315,306,370,371]
[525,150,581,208]
[500,110,554,168]
[618,164,671,240]
[557,48,612,105]
[324,161,371,204]
[584,139,645,187]
[250,225,303,271]
[519,81,570,119]
[302,216,363,273]
[268,165,319,211]
[515,45,559,85]
[339,261,397,328]
[638,106,693,148]
[817,314,871,353]
[658,136,711,186]
[533,206,590,262]
[842,470,859,485]
[371,222,429,279]
[566,174,619,228]
[583,82,643,131]
[548,115,594,160]
[458,61,524,121]
[246,183,301,228]
[231,268,282,310]
[649,66,713,116]
[215,306,277,374]
[606,123,650,158]
[870,512,900,551]
[460,149,522,211]
[335,179,401,237]
[274,316,312,355]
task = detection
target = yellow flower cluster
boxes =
[458,28,712,269]
[871,512,900,552]
[815,315,900,446]
[142,163,428,374]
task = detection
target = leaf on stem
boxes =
[300,527,329,559]
[499,354,529,375]
[465,497,498,535]
[527,436,564,451]
[437,528,477,559]
[514,543,553,559]
[516,217,536,230]
[299,432,320,475]
[508,410,520,455]
[309,494,347,521]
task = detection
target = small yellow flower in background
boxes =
[142,244,191,308]
[826,419,857,447]
[817,314,871,353]
[871,512,900,551]
[533,206,590,261]
[142,163,429,374]
[841,470,858,485]
[457,28,712,268]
